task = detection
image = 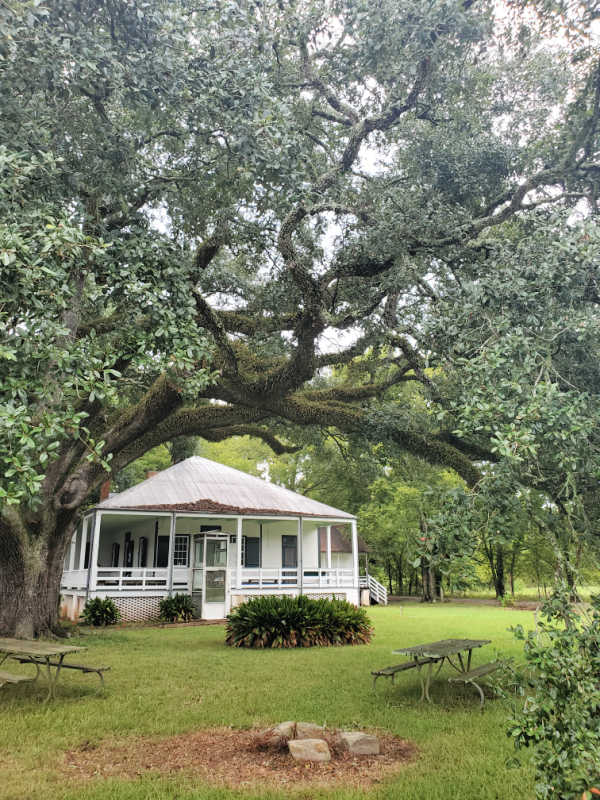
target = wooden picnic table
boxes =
[392,638,491,703]
[0,638,85,702]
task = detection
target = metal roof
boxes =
[98,456,355,520]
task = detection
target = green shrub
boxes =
[159,593,195,623]
[80,597,121,626]
[508,588,600,799]
[225,595,373,648]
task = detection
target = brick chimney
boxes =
[100,479,111,501]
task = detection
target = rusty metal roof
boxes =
[98,457,355,519]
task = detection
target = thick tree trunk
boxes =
[0,510,75,637]
[421,563,438,602]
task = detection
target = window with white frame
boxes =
[173,534,190,566]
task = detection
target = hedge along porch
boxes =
[60,457,382,623]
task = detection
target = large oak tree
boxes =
[1,0,599,636]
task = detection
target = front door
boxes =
[191,535,204,617]
[204,537,227,619]
[191,534,229,619]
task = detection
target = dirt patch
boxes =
[63,726,417,790]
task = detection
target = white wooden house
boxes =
[60,457,387,622]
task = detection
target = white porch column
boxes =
[351,519,359,590]
[167,513,176,595]
[69,593,79,620]
[88,512,102,594]
[236,516,243,589]
[68,528,77,572]
[297,516,303,595]
[326,525,332,570]
[79,516,89,570]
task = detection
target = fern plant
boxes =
[159,593,195,623]
[80,597,121,626]
[225,595,372,648]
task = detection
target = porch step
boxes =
[360,575,388,605]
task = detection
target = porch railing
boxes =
[239,568,298,588]
[94,567,190,592]
[60,569,88,590]
[302,568,355,588]
[239,567,355,589]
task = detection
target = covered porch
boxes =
[61,510,363,622]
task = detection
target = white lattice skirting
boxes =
[111,595,162,622]
[305,593,347,601]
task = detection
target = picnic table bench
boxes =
[382,638,493,704]
[0,638,109,701]
[371,657,438,689]
[0,669,37,689]
[11,656,110,688]
[448,661,500,707]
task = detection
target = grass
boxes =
[460,583,600,603]
[0,604,536,800]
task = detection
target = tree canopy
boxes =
[1,0,600,635]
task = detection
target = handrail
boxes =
[366,575,388,605]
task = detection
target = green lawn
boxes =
[0,605,535,800]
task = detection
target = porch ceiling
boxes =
[97,513,158,535]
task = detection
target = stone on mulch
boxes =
[338,731,380,755]
[295,722,325,739]
[288,738,331,762]
[258,721,296,748]
[63,726,417,790]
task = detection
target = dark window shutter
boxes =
[124,532,134,568]
[138,536,148,568]
[244,537,260,568]
[281,535,297,568]
[155,536,170,568]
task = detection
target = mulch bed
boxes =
[63,726,417,789]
